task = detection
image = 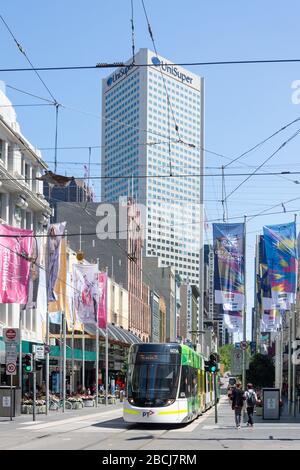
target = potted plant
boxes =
[68,397,83,409]
[82,395,95,407]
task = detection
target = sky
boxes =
[1,0,300,339]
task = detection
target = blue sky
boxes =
[1,0,300,338]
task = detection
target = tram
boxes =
[123,343,218,424]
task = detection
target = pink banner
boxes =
[98,272,107,328]
[0,224,33,304]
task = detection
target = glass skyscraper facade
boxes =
[102,48,204,285]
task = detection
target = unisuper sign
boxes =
[106,56,193,87]
[106,63,135,87]
[151,56,193,84]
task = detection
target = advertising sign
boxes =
[262,388,280,420]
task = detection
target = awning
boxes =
[84,323,143,345]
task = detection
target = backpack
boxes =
[246,390,256,407]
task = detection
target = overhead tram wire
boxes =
[224,127,300,202]
[2,169,300,183]
[2,58,300,73]
[141,0,181,144]
[0,15,61,172]
[223,117,300,169]
[1,206,300,239]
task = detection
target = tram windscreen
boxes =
[127,347,181,407]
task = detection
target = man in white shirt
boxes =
[244,383,257,427]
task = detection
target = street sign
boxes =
[3,328,19,343]
[240,341,248,350]
[6,362,17,375]
[231,348,242,375]
[33,345,45,360]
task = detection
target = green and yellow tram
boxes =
[123,343,217,424]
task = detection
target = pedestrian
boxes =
[244,383,257,427]
[231,382,245,428]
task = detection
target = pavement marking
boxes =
[17,409,122,430]
[19,421,43,425]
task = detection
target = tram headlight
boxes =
[128,397,135,404]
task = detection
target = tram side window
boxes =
[179,366,191,398]
[191,368,198,397]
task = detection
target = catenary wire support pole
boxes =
[288,309,292,414]
[32,351,36,422]
[242,215,247,391]
[45,310,49,414]
[95,257,100,408]
[82,326,85,392]
[105,267,109,406]
[71,322,75,394]
[62,312,66,413]
[54,103,59,173]
[292,213,297,416]
[198,76,205,353]
[19,308,22,400]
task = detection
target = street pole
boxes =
[198,76,205,354]
[19,308,22,400]
[10,374,13,422]
[105,268,109,406]
[62,312,66,412]
[71,324,74,394]
[242,215,247,391]
[82,326,85,392]
[292,304,296,416]
[95,257,100,407]
[288,310,292,414]
[32,351,36,422]
[214,372,218,423]
[45,310,49,415]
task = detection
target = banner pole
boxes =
[45,310,49,415]
[82,326,85,393]
[242,215,247,391]
[105,269,109,406]
[62,312,66,412]
[292,214,297,416]
[95,257,100,408]
[19,308,22,401]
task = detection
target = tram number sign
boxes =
[240,341,248,350]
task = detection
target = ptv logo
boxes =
[142,410,155,417]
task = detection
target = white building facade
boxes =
[0,81,51,348]
[101,48,204,286]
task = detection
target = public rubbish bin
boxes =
[119,391,124,403]
[0,386,21,417]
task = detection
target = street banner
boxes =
[73,264,100,325]
[0,224,33,304]
[48,238,67,314]
[98,272,108,328]
[261,308,282,332]
[47,222,66,302]
[223,310,243,332]
[263,222,297,310]
[213,223,245,311]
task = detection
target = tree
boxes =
[219,344,234,373]
[246,353,275,388]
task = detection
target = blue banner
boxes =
[263,222,297,309]
[213,223,245,312]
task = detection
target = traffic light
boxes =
[23,354,33,372]
[209,354,218,373]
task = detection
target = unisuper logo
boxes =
[151,56,193,84]
[106,63,135,87]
